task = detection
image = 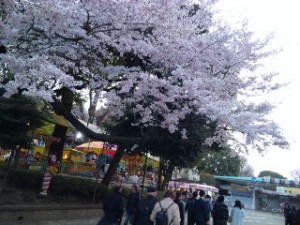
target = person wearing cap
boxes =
[135,186,158,225]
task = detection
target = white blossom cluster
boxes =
[0,0,288,152]
[128,175,139,184]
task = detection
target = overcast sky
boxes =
[215,0,300,179]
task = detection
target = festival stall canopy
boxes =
[168,180,219,193]
[74,141,117,157]
[75,141,104,151]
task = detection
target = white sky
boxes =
[215,0,300,179]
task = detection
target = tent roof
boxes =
[214,175,300,188]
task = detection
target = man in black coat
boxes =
[175,192,185,225]
[135,186,158,225]
[124,184,140,225]
[194,190,210,225]
[185,191,198,225]
[98,182,125,225]
[211,195,229,225]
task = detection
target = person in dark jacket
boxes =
[124,184,140,225]
[98,182,125,225]
[287,205,297,225]
[175,192,185,225]
[292,209,300,225]
[211,195,229,225]
[194,190,210,225]
[185,191,198,225]
[284,203,291,225]
[135,186,158,225]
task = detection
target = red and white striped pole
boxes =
[40,169,52,196]
[39,136,61,196]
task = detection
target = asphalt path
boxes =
[0,208,284,225]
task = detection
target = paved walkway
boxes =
[243,209,284,225]
[0,209,284,225]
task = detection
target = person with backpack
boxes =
[97,182,125,225]
[211,195,229,225]
[124,184,140,225]
[135,186,158,225]
[150,190,181,225]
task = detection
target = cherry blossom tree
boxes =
[0,0,288,156]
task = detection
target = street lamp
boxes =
[76,132,82,140]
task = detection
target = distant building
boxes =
[214,176,300,210]
[173,167,200,181]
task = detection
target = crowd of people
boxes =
[97,182,246,225]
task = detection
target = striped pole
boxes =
[40,169,52,196]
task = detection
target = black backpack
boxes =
[138,198,150,216]
[212,203,228,220]
[185,198,195,215]
[155,201,174,225]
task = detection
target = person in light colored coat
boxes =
[150,190,181,225]
[230,200,244,225]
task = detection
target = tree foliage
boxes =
[258,170,286,179]
[0,0,288,154]
[0,95,47,149]
[196,149,241,176]
[200,172,217,186]
[102,111,219,187]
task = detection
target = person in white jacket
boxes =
[230,200,244,225]
[150,190,181,225]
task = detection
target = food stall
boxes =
[168,180,219,195]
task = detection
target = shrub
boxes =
[5,169,43,191]
[50,175,109,202]
[121,185,131,199]
[4,169,111,202]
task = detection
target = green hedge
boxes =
[0,161,6,168]
[6,169,44,191]
[49,175,109,201]
[3,169,131,202]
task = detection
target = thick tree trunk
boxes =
[6,151,14,168]
[161,160,175,191]
[101,146,125,186]
[51,98,140,145]
[49,125,68,162]
[13,147,20,169]
[51,88,73,163]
